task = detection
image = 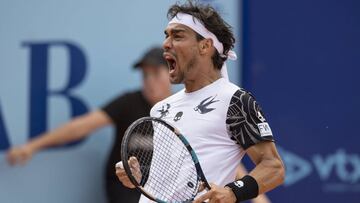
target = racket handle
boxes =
[115,161,124,169]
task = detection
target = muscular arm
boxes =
[7,110,112,165]
[227,89,285,194]
[246,142,285,194]
[194,143,284,203]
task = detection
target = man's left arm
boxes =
[194,142,284,203]
[245,141,285,194]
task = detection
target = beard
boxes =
[170,55,197,84]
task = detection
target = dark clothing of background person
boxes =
[102,91,151,203]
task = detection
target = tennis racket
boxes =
[120,117,211,203]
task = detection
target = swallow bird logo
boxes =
[194,95,219,114]
[157,103,171,118]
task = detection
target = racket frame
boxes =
[121,117,211,203]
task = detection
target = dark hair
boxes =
[167,0,235,70]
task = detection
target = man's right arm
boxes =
[6,110,112,165]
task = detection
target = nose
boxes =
[163,37,172,51]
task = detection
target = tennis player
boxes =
[116,1,285,202]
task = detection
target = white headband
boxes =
[168,12,237,60]
[168,12,237,80]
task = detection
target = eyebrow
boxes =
[164,28,187,36]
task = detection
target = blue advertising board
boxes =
[242,0,360,202]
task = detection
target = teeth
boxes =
[167,59,175,70]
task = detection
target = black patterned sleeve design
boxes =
[226,89,274,150]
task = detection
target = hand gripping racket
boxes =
[120,117,211,203]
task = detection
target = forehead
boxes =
[164,23,196,35]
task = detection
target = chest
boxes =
[152,95,229,144]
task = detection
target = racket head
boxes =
[121,117,210,203]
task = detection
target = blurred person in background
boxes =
[6,47,172,203]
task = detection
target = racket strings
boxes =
[144,122,193,200]
[130,122,154,183]
[149,123,195,201]
[126,120,200,202]
[156,124,199,201]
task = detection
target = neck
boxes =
[184,63,221,93]
[156,90,172,104]
[143,89,172,106]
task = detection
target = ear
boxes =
[198,39,213,56]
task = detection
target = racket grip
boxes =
[115,161,124,169]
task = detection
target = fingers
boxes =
[6,147,32,166]
[6,148,18,165]
[6,150,16,165]
[194,183,216,203]
[115,161,123,169]
[194,183,236,203]
[115,157,142,189]
[128,157,142,183]
[193,189,213,203]
[115,161,136,189]
[198,181,207,193]
[129,157,140,169]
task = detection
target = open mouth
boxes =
[163,53,177,73]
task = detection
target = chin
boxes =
[170,80,181,84]
[170,77,182,84]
